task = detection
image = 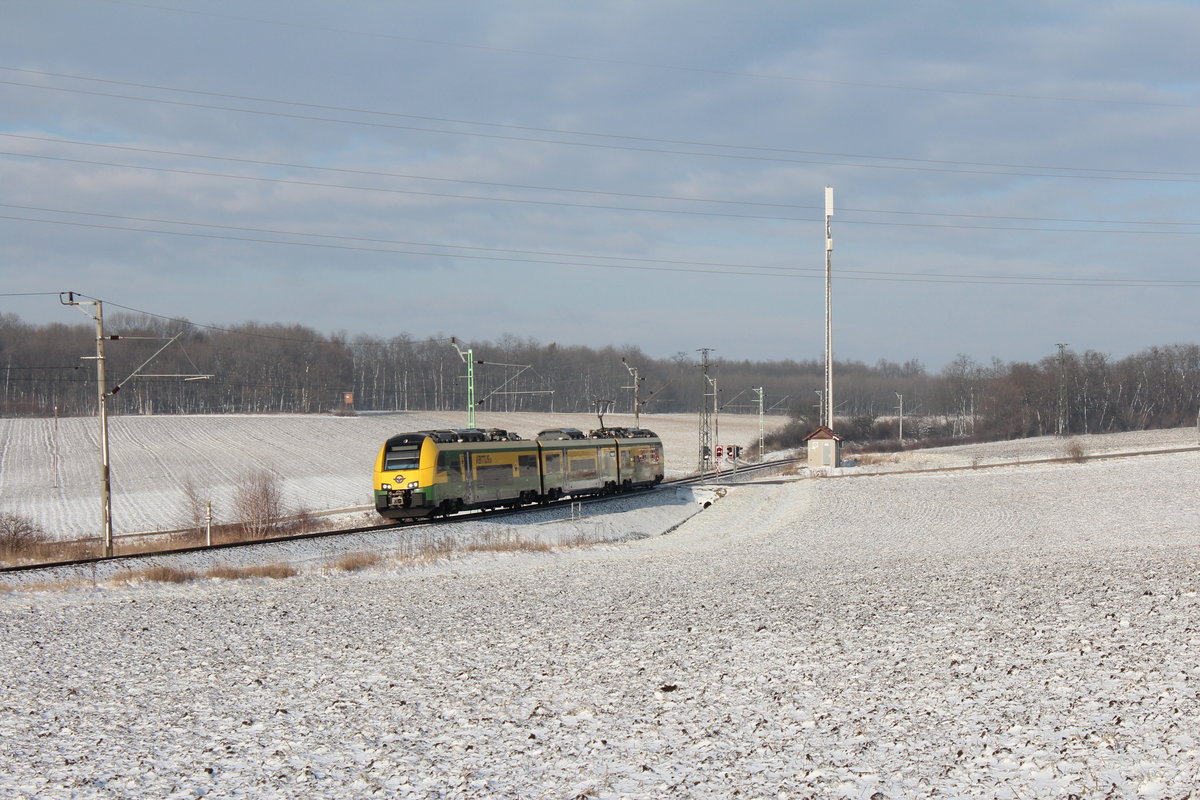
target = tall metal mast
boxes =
[754,386,765,462]
[450,337,476,428]
[1056,343,1069,437]
[823,186,835,430]
[696,347,714,472]
[621,357,642,428]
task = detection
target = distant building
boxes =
[803,426,843,469]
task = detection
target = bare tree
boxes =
[233,469,285,540]
[178,478,207,539]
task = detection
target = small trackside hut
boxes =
[373,426,664,521]
[803,425,843,469]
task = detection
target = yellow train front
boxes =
[373,427,664,521]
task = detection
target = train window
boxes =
[569,456,597,479]
[476,463,513,487]
[438,452,464,481]
[543,451,562,473]
[385,445,421,471]
[518,454,538,477]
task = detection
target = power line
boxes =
[9,150,1200,233]
[49,292,457,346]
[4,77,1198,182]
[0,132,822,212]
[5,68,1198,178]
[0,149,824,222]
[9,216,1198,289]
[9,133,1200,228]
[10,201,1195,277]
[67,5,1200,110]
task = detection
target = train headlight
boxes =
[407,480,420,490]
[380,483,390,491]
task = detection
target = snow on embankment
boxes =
[0,485,727,588]
[2,446,1198,797]
[0,411,775,539]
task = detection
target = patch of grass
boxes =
[117,566,199,584]
[206,563,299,580]
[463,537,553,554]
[0,577,95,593]
[333,551,384,572]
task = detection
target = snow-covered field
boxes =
[864,426,1200,472]
[2,432,1199,798]
[0,411,777,539]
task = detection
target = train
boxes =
[373,426,665,521]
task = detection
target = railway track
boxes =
[14,442,1195,581]
[1,458,799,579]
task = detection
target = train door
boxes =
[439,449,471,506]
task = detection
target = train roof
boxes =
[386,427,659,445]
[391,428,526,444]
[536,428,586,440]
[588,427,659,439]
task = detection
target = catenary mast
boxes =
[823,187,834,430]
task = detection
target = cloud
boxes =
[1,1,1197,367]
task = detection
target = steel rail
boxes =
[1,458,801,577]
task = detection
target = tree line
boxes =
[1,312,1197,443]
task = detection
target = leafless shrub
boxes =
[121,566,199,584]
[461,530,553,554]
[0,512,52,564]
[278,508,321,537]
[0,511,46,542]
[557,528,595,549]
[334,551,384,572]
[206,563,298,580]
[1064,439,1087,463]
[178,478,208,538]
[233,469,285,539]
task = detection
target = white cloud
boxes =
[1,0,1197,366]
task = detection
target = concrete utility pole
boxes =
[896,392,904,444]
[62,295,115,557]
[823,186,835,431]
[1056,343,1069,437]
[61,292,210,557]
[696,348,714,472]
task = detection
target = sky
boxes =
[1,0,1198,369]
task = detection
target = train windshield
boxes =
[384,444,421,471]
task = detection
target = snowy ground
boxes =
[2,434,1198,798]
[0,411,778,540]
[858,426,1200,472]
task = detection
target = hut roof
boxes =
[802,425,844,442]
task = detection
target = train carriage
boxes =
[374,426,664,521]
